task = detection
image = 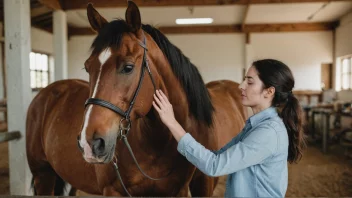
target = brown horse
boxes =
[26,2,246,196]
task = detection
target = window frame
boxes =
[30,51,51,91]
[340,55,352,91]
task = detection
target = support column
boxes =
[4,0,32,195]
[53,10,68,81]
[244,33,253,77]
[244,33,254,117]
[0,23,4,100]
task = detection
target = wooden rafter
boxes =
[38,0,62,10]
[61,0,349,10]
[31,12,52,24]
[68,22,337,36]
[242,22,338,32]
[31,6,51,18]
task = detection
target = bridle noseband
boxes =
[83,31,172,197]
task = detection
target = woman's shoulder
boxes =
[254,117,288,140]
[255,116,286,132]
[250,118,288,154]
[260,117,289,150]
[247,119,280,140]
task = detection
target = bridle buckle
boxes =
[118,118,131,139]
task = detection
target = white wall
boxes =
[167,34,245,83]
[68,32,333,90]
[68,34,246,83]
[31,27,53,54]
[67,36,93,81]
[335,11,352,91]
[336,12,352,58]
[251,32,333,90]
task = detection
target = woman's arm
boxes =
[177,126,277,177]
[153,90,277,177]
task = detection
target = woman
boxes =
[153,59,306,197]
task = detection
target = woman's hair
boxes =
[252,59,306,163]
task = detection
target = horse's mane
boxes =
[91,20,214,126]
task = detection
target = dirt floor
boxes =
[1,141,351,197]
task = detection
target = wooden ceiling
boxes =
[0,0,54,32]
[0,0,348,35]
[43,0,350,10]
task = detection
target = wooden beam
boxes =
[68,22,337,36]
[63,0,349,9]
[38,0,62,10]
[32,25,53,34]
[68,27,95,36]
[31,12,52,24]
[31,6,52,18]
[158,22,337,34]
[0,131,21,143]
[159,25,242,34]
[243,22,338,32]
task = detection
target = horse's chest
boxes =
[113,179,184,197]
[109,162,192,196]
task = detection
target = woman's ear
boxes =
[264,87,276,98]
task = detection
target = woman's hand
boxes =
[153,90,177,128]
[153,89,186,142]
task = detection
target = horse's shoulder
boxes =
[206,80,240,90]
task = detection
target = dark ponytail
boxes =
[281,93,306,163]
[253,59,306,163]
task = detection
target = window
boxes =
[341,56,352,90]
[29,52,49,90]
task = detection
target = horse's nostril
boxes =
[92,138,106,156]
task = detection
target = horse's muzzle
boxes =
[77,133,116,164]
[77,135,84,153]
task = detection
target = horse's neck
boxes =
[133,85,191,149]
[151,54,191,129]
[130,50,193,148]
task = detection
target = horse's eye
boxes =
[121,65,134,74]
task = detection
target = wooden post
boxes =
[244,33,252,79]
[4,0,32,195]
[53,10,68,81]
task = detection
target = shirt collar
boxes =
[249,107,278,127]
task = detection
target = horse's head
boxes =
[77,1,214,164]
[77,2,160,163]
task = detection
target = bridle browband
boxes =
[83,31,172,197]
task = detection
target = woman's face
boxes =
[239,66,272,108]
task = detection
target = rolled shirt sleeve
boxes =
[177,124,278,177]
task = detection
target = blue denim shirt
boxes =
[177,107,289,197]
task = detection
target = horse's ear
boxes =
[87,3,108,32]
[125,1,141,32]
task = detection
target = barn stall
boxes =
[0,0,351,196]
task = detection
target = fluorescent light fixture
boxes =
[176,18,213,25]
